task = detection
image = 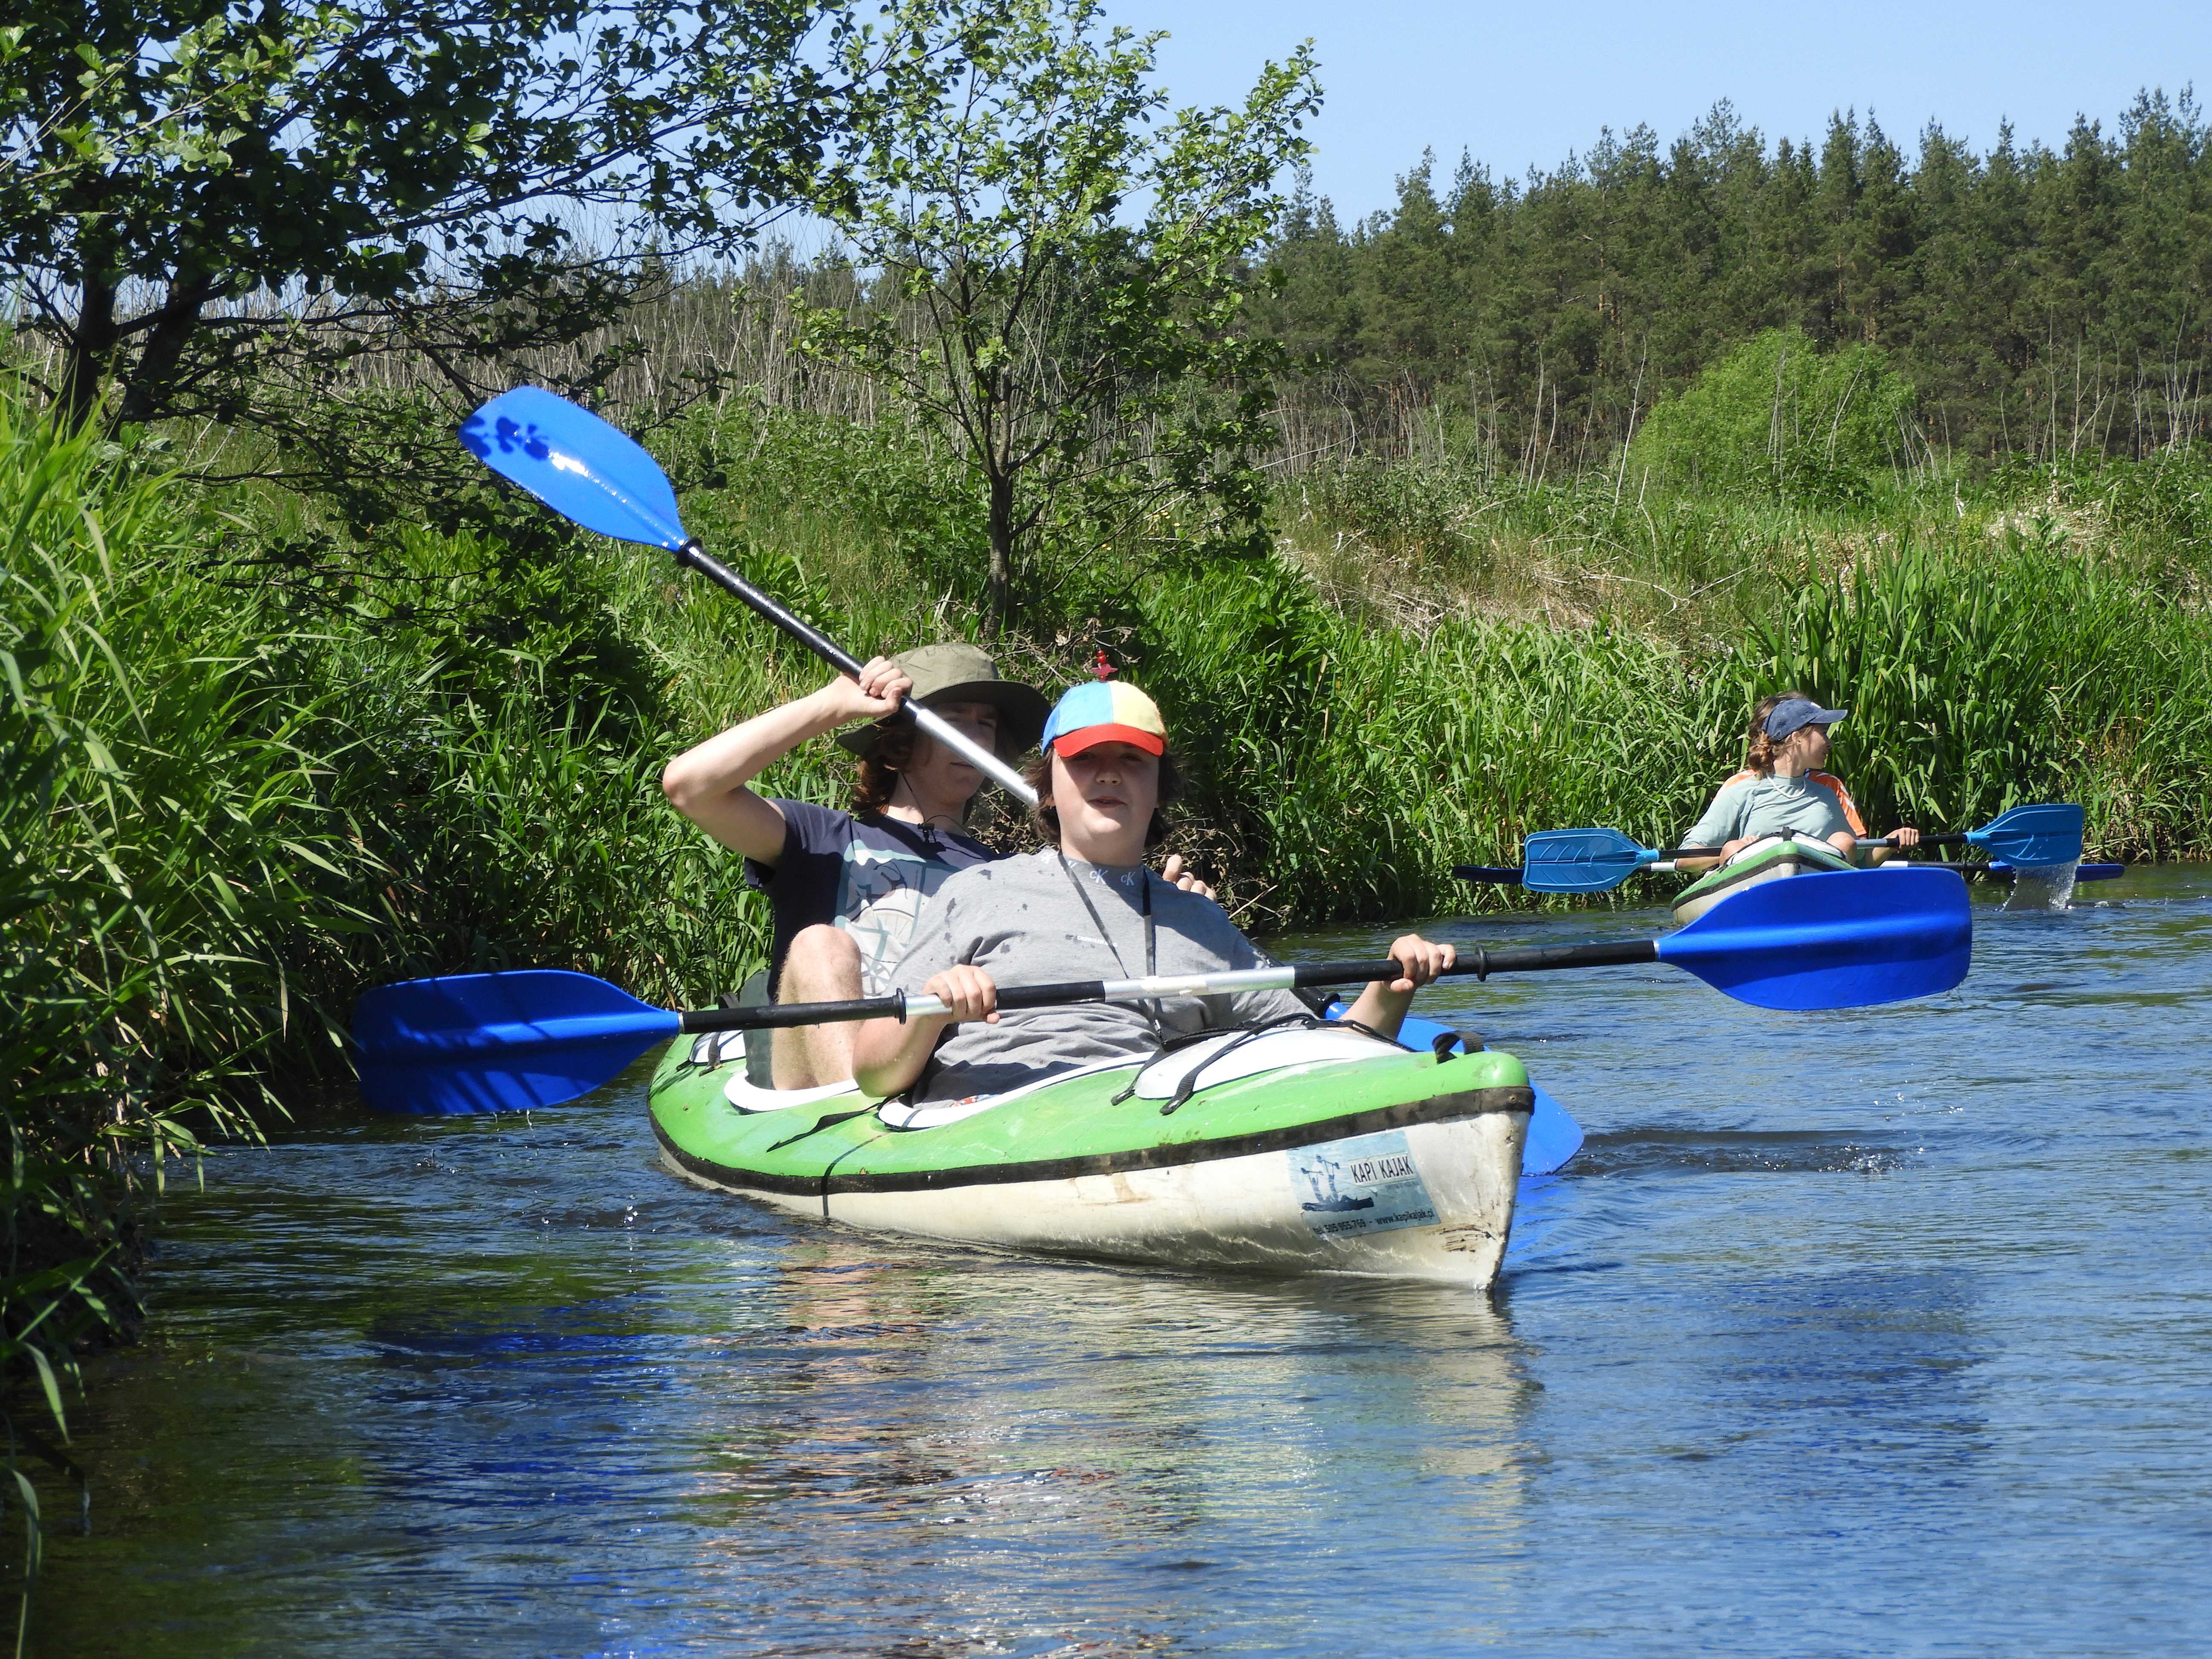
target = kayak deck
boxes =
[1672,835,1853,924]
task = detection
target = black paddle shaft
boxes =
[1292,943,1659,985]
[673,540,867,678]
[677,979,1129,1032]
[672,940,1664,1032]
[1663,833,1965,857]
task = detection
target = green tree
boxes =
[1628,325,1916,501]
[796,0,1319,629]
[1257,90,2212,468]
[1,0,867,431]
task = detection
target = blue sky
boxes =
[1103,0,2212,216]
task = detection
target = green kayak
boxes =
[649,1025,1535,1284]
[1671,834,1854,925]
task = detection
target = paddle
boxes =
[1858,803,2084,865]
[458,384,1038,806]
[1457,855,2122,887]
[353,867,1972,1113]
[1517,803,2084,894]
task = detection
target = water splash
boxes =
[2003,862,2079,911]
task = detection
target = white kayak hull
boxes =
[658,1107,1529,1284]
[1671,835,1854,925]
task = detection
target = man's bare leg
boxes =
[771,924,864,1089]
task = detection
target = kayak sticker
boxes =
[1288,1130,1438,1237]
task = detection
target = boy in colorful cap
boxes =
[1038,678,1170,755]
[1679,689,1921,865]
[664,647,1210,1089]
[851,682,1455,1104]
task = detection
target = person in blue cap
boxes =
[852,681,1455,1105]
[1680,690,1921,864]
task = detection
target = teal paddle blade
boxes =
[1655,867,1972,1011]
[354,969,681,1115]
[1522,828,1658,894]
[459,387,689,552]
[1965,803,2084,867]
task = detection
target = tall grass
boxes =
[1762,548,2212,856]
[1137,557,1734,920]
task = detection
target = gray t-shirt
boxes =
[1682,770,1864,850]
[886,848,1310,1103]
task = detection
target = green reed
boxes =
[1271,444,2212,887]
[0,399,391,1624]
[1760,545,2212,858]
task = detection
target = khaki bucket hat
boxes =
[835,642,1050,761]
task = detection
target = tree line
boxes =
[1260,91,2212,474]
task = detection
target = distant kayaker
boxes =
[661,643,1211,1089]
[1680,691,1921,865]
[850,681,1455,1104]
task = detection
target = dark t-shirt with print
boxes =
[745,800,997,997]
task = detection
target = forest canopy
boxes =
[1260,90,2212,473]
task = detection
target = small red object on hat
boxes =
[1092,648,1115,681]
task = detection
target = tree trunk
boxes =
[58,279,120,430]
[985,468,1016,637]
[116,272,217,428]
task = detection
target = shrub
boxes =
[1629,328,1918,505]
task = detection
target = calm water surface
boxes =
[23,870,2212,1655]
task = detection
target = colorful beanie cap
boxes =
[1039,680,1168,757]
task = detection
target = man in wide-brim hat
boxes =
[664,642,1045,1089]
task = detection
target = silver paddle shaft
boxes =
[909,703,1038,806]
[900,965,1299,1021]
[674,539,1039,806]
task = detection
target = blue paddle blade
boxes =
[1522,1083,1584,1177]
[459,387,689,551]
[1522,828,1658,894]
[1656,866,1973,1011]
[353,969,681,1115]
[1965,803,2084,867]
[1353,1010,1583,1177]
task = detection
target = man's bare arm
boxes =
[662,661,908,864]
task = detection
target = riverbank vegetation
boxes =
[7,0,2212,1618]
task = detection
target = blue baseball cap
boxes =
[1764,696,1848,740]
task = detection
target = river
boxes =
[20,867,2212,1655]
